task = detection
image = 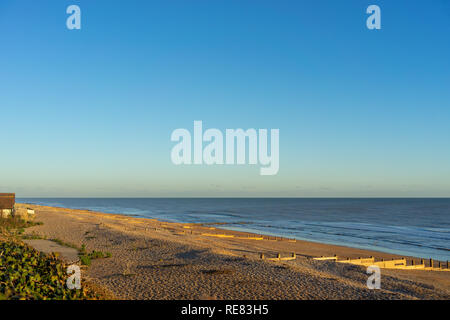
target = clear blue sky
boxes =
[1,0,449,197]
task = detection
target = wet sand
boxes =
[18,203,450,300]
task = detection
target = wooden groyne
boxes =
[260,252,297,261]
[313,256,450,272]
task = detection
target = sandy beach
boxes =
[18,203,450,300]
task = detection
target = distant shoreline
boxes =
[17,203,449,299]
[17,198,450,262]
[18,200,413,258]
[18,202,447,263]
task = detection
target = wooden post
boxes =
[447,261,449,269]
[292,252,296,258]
[421,259,424,265]
[260,253,265,259]
[430,259,433,268]
[411,259,414,266]
[277,253,281,259]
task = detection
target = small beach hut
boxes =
[0,193,15,218]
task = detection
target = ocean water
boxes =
[18,198,450,261]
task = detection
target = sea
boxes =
[18,198,450,261]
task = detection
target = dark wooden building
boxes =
[0,193,15,210]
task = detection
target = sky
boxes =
[0,0,449,197]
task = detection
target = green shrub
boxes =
[79,255,91,266]
[0,241,98,300]
[79,250,111,265]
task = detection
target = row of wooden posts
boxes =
[175,227,297,242]
[256,252,450,270]
[313,254,450,271]
[259,252,297,261]
[342,256,449,269]
[132,224,450,271]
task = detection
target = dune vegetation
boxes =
[0,217,99,300]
